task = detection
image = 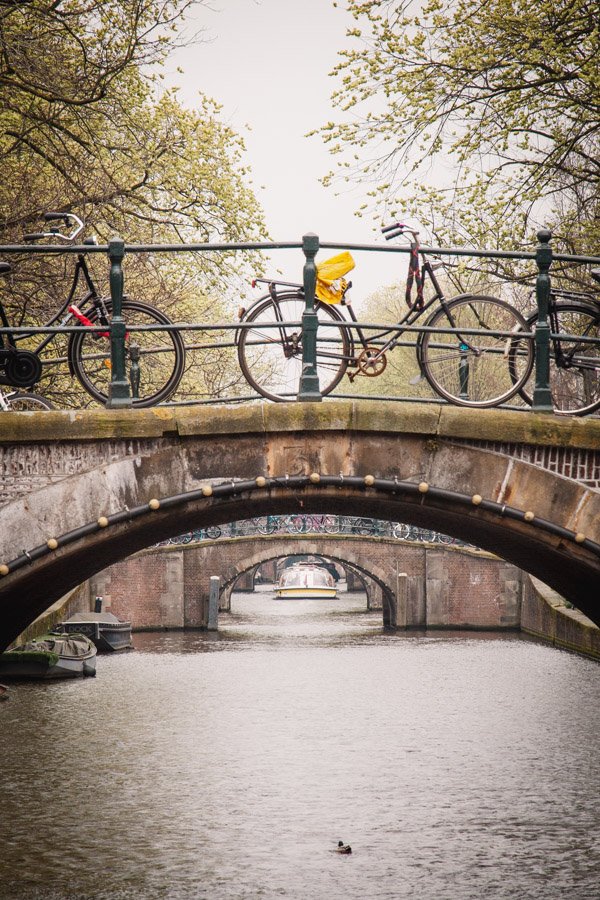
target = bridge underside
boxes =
[1,402,599,648]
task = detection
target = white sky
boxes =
[167,0,404,304]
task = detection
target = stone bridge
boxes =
[1,399,600,649]
[90,534,523,631]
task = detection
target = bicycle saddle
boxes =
[0,261,11,275]
[591,268,600,285]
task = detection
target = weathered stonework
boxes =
[460,439,600,488]
[1,400,600,649]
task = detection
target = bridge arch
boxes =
[214,539,395,622]
[1,402,599,647]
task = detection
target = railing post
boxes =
[532,228,554,413]
[298,232,322,401]
[106,236,132,409]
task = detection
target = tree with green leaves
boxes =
[0,0,267,405]
[322,0,599,260]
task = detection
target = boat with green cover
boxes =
[0,633,97,679]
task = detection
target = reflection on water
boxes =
[0,589,598,899]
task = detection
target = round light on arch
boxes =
[148,499,161,510]
[0,564,9,577]
[201,485,213,497]
[255,476,267,488]
[418,482,429,494]
[574,532,586,544]
[524,511,535,522]
[471,494,483,506]
[364,475,375,486]
[310,472,321,484]
[47,538,58,551]
[97,516,109,528]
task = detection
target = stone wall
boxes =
[522,577,600,660]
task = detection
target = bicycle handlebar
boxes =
[381,221,420,242]
[23,212,84,243]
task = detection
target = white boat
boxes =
[276,563,338,599]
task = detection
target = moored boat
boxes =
[276,563,338,599]
[0,633,97,679]
[56,611,133,652]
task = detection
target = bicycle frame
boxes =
[12,253,104,355]
[547,290,600,373]
[253,254,472,371]
[342,257,449,358]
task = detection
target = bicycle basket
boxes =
[315,251,355,304]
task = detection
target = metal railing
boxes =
[155,515,475,548]
[1,229,599,411]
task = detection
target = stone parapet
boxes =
[522,576,600,661]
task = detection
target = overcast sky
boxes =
[168,0,403,302]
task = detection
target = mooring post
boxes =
[396,570,408,629]
[106,236,132,409]
[207,575,220,631]
[532,229,554,413]
[298,232,322,401]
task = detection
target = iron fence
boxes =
[156,515,475,548]
[1,230,599,412]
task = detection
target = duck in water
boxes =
[335,840,352,854]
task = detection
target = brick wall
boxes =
[89,542,521,631]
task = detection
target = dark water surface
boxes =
[0,590,598,899]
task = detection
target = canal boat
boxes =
[276,563,338,600]
[0,632,97,679]
[55,611,133,652]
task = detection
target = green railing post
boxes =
[106,236,132,409]
[298,232,322,401]
[532,228,554,413]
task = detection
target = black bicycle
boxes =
[509,269,600,416]
[236,223,534,406]
[2,213,186,407]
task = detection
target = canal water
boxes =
[0,589,598,900]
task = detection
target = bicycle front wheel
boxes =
[420,295,534,407]
[68,299,186,408]
[4,391,54,411]
[323,515,340,534]
[237,292,351,402]
[513,303,600,416]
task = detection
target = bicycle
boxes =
[0,386,54,410]
[236,223,534,407]
[509,269,600,416]
[392,523,453,544]
[3,213,186,407]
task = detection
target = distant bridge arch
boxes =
[92,534,521,632]
[1,400,600,647]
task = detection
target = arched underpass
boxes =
[1,402,600,648]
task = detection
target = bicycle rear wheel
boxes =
[420,295,534,407]
[68,299,186,408]
[237,292,351,402]
[254,516,279,535]
[510,302,600,416]
[4,391,54,410]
